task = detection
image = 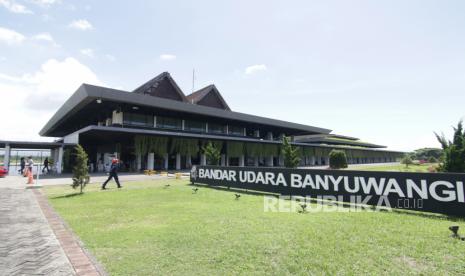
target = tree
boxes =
[435,120,465,173]
[400,155,413,168]
[202,142,221,165]
[427,156,437,163]
[71,144,90,194]
[329,150,348,169]
[281,136,300,168]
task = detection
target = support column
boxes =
[136,153,142,171]
[325,157,330,166]
[175,153,181,170]
[266,156,274,167]
[147,153,154,170]
[186,154,192,168]
[3,144,10,170]
[56,146,63,174]
[200,154,206,166]
[254,156,259,167]
[308,156,313,166]
[225,155,229,166]
[164,153,169,170]
[221,154,226,166]
[239,155,245,167]
[278,155,284,167]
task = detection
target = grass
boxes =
[350,163,437,173]
[46,179,465,275]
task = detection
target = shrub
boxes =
[435,120,465,173]
[329,150,348,169]
[400,155,413,168]
[202,142,221,165]
[428,156,437,163]
[71,144,90,194]
[281,136,301,168]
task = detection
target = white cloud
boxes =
[31,0,60,6]
[31,32,59,47]
[105,54,116,62]
[80,48,94,58]
[0,27,25,45]
[0,0,33,14]
[245,64,267,75]
[0,57,103,140]
[68,19,93,31]
[160,54,176,61]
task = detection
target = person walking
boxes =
[27,157,34,174]
[42,157,50,174]
[18,157,25,175]
[101,158,122,190]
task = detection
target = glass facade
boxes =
[184,120,206,132]
[229,125,245,136]
[208,123,225,134]
[156,116,183,130]
[123,113,154,127]
[119,112,258,138]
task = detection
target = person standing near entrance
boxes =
[18,157,25,175]
[101,158,122,190]
[27,157,34,174]
[42,157,50,174]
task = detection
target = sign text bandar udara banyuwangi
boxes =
[190,166,465,216]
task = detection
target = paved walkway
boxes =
[0,177,105,275]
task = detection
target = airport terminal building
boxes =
[36,72,402,173]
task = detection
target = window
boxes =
[184,120,206,132]
[208,123,225,134]
[229,125,245,136]
[123,113,154,127]
[157,116,182,130]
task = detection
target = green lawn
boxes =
[46,179,465,275]
[351,163,437,173]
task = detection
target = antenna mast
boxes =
[192,68,195,94]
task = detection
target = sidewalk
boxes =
[0,177,105,275]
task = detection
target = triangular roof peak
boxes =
[186,84,231,111]
[133,72,188,102]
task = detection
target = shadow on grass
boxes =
[50,192,84,199]
[189,182,465,222]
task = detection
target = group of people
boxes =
[18,157,50,176]
[17,155,122,189]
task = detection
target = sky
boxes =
[0,0,464,151]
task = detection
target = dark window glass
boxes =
[208,123,225,134]
[157,116,182,130]
[184,120,206,132]
[229,125,245,136]
[123,113,154,127]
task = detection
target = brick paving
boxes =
[0,178,106,276]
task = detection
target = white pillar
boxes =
[225,155,229,166]
[325,157,330,166]
[164,153,169,169]
[221,154,226,166]
[186,154,192,168]
[56,146,64,174]
[3,144,10,170]
[310,156,315,166]
[200,154,206,166]
[176,153,181,170]
[147,153,154,170]
[266,156,274,167]
[239,155,245,167]
[278,155,284,167]
[254,156,259,167]
[136,153,142,170]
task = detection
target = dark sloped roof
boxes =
[132,72,188,102]
[40,84,332,137]
[186,84,231,111]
